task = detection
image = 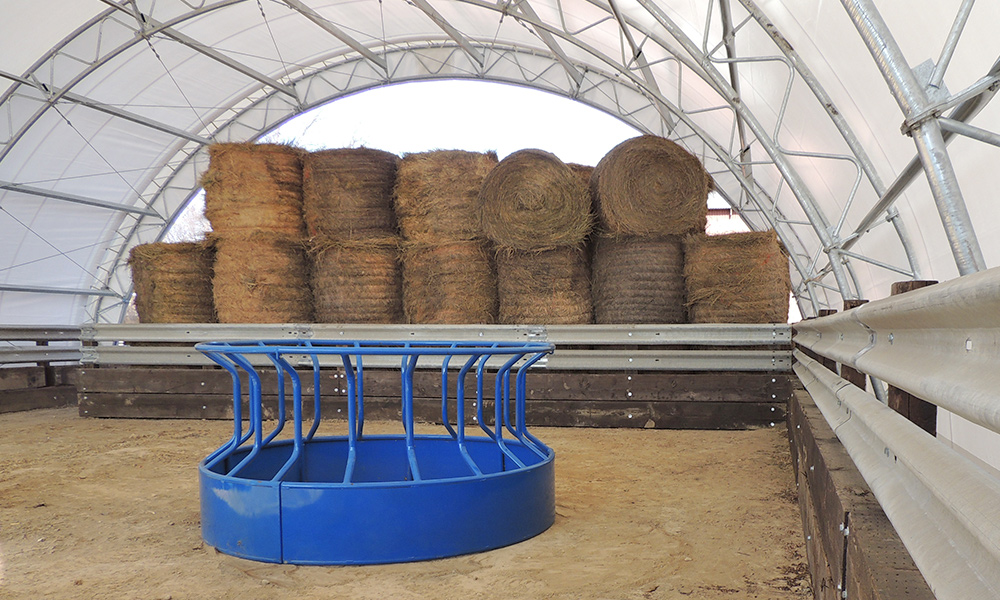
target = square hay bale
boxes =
[202,142,305,237]
[212,232,313,323]
[401,240,497,324]
[496,246,592,324]
[302,148,399,239]
[394,150,498,243]
[310,236,403,323]
[128,242,216,323]
[683,231,791,324]
[591,235,686,324]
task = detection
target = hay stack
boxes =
[202,143,306,236]
[477,149,592,250]
[591,236,686,324]
[402,241,497,324]
[495,246,592,324]
[302,148,399,238]
[212,232,313,323]
[592,135,709,236]
[310,236,403,323]
[129,242,215,323]
[683,231,790,323]
[394,150,498,242]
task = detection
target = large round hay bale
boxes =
[401,241,497,324]
[310,236,403,323]
[683,231,791,324]
[212,232,313,323]
[477,149,592,250]
[202,142,305,236]
[591,236,686,324]
[394,150,498,243]
[495,246,592,324]
[128,242,216,323]
[592,135,709,236]
[302,148,399,238]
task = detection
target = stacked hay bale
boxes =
[129,242,216,323]
[683,230,790,323]
[303,148,403,323]
[395,150,499,323]
[590,135,709,323]
[477,149,593,324]
[202,142,313,323]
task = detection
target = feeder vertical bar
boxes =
[306,354,322,442]
[494,355,527,470]
[441,353,457,439]
[456,354,483,475]
[476,348,495,438]
[202,352,244,468]
[356,354,365,439]
[271,355,304,482]
[501,355,522,439]
[227,353,264,478]
[402,353,422,481]
[515,351,549,458]
[341,353,358,484]
[263,355,287,445]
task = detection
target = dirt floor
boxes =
[0,408,810,600]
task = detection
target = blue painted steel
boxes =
[196,340,555,565]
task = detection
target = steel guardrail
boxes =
[80,323,792,371]
[793,264,1000,435]
[795,350,1000,599]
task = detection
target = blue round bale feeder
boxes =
[196,340,556,565]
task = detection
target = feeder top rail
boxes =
[195,340,555,357]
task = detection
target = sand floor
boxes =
[0,408,809,599]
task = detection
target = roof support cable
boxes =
[256,0,298,102]
[0,205,109,286]
[49,104,163,219]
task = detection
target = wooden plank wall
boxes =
[0,365,77,414]
[788,387,934,600]
[77,366,791,429]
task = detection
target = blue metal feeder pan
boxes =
[196,340,556,565]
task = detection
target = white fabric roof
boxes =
[1,0,999,325]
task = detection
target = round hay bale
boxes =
[310,236,403,323]
[591,235,686,324]
[495,246,592,324]
[202,142,305,236]
[477,149,592,250]
[592,135,709,236]
[302,148,399,238]
[683,231,791,324]
[401,241,497,324]
[394,150,498,243]
[128,242,216,323]
[212,232,313,323]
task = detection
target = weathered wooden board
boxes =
[0,385,77,414]
[788,387,933,600]
[0,366,44,391]
[78,367,790,401]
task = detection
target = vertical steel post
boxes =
[841,0,986,275]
